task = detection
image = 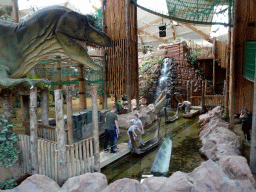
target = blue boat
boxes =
[150,138,172,176]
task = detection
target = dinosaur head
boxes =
[55,10,112,70]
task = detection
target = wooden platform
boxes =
[100,143,131,168]
[182,109,199,118]
[190,106,202,110]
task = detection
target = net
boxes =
[132,0,233,26]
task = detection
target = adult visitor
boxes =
[240,107,251,141]
[104,106,119,154]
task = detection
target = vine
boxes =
[0,176,17,190]
[0,116,20,168]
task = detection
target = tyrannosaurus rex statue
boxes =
[0,6,112,87]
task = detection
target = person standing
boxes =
[240,108,251,141]
[104,106,119,153]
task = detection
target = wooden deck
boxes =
[100,143,131,168]
[182,109,199,118]
[190,106,202,110]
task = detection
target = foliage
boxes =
[0,116,20,167]
[0,176,18,190]
[27,73,51,90]
[0,6,13,21]
[155,55,165,65]
[116,100,123,112]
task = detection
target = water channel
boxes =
[100,111,205,184]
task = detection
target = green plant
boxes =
[0,176,18,190]
[0,116,20,167]
[27,73,51,90]
[116,100,123,112]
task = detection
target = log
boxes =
[54,89,67,185]
[12,0,19,23]
[30,87,39,174]
[91,86,100,172]
[41,90,49,139]
[126,0,131,112]
[78,64,86,110]
[66,86,74,144]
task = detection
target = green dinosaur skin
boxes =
[0,6,112,87]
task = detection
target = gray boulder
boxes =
[200,127,242,160]
[218,156,256,187]
[101,178,142,192]
[141,177,167,192]
[158,171,194,191]
[61,173,107,192]
[0,174,60,192]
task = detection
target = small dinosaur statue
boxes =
[0,6,112,87]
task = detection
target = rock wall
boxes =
[3,106,255,192]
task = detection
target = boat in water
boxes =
[129,119,160,155]
[164,107,178,123]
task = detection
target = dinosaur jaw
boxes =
[55,32,105,70]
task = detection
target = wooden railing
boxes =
[189,95,224,109]
[18,134,94,184]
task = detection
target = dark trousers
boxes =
[242,121,251,140]
[104,129,115,152]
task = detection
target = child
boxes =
[179,100,191,114]
[127,113,145,145]
[127,122,142,145]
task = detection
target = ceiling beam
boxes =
[180,23,210,39]
[139,17,163,31]
[138,29,168,43]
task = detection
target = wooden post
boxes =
[224,0,232,115]
[228,0,235,128]
[41,90,49,139]
[251,52,256,174]
[57,56,62,90]
[205,80,207,96]
[102,0,108,110]
[66,86,74,145]
[30,87,38,174]
[54,90,67,185]
[213,38,216,93]
[187,80,189,101]
[126,0,131,112]
[12,0,19,23]
[78,64,86,110]
[91,85,100,172]
[135,2,139,111]
[190,80,193,98]
[21,95,30,135]
[201,81,205,111]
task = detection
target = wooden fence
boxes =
[190,95,225,110]
[18,134,94,184]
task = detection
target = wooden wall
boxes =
[104,0,138,98]
[234,0,256,113]
[216,41,228,69]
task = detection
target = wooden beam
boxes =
[91,85,100,172]
[12,0,19,23]
[180,23,210,39]
[126,0,131,112]
[138,30,168,43]
[66,86,74,145]
[139,17,162,31]
[30,87,38,174]
[138,34,145,45]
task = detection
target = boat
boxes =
[129,119,161,155]
[154,92,166,114]
[150,138,172,176]
[182,109,199,118]
[164,107,178,123]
